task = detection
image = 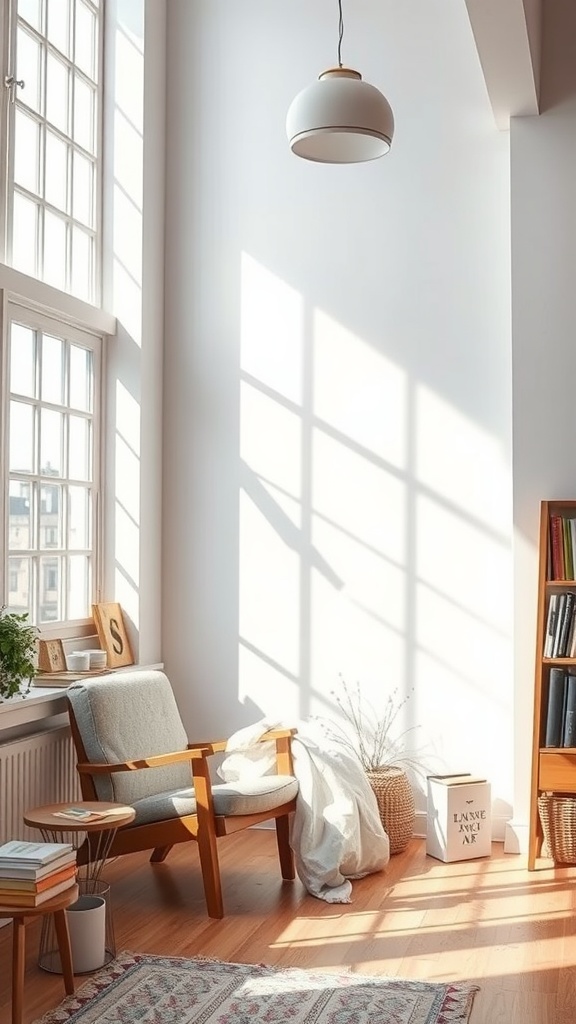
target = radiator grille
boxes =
[0,727,81,844]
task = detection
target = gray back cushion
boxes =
[67,670,192,804]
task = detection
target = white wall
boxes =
[102,0,166,665]
[162,0,512,831]
[510,0,576,844]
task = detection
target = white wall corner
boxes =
[465,0,541,130]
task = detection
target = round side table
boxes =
[23,802,135,973]
[0,883,78,1024]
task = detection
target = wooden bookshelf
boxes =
[528,499,576,869]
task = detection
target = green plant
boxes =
[320,675,423,774]
[0,607,38,699]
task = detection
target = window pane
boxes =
[71,225,92,301]
[17,26,42,114]
[75,2,96,80]
[69,345,92,412]
[45,131,69,212]
[9,481,32,550]
[68,414,91,480]
[39,555,61,621]
[8,556,31,616]
[67,554,89,619]
[72,150,94,227]
[12,192,38,275]
[10,324,36,398]
[46,53,69,133]
[46,0,70,58]
[14,108,40,194]
[18,0,42,31]
[40,408,63,475]
[43,210,67,290]
[73,75,94,152]
[41,333,64,404]
[40,482,63,548]
[69,485,89,548]
[9,401,35,473]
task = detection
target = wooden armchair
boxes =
[66,670,298,919]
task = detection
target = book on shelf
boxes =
[0,840,74,867]
[544,594,558,657]
[551,593,567,657]
[562,673,576,747]
[550,515,565,579]
[553,593,569,655]
[0,863,77,893]
[52,806,123,823]
[561,520,569,585]
[544,668,567,747]
[0,875,77,907]
[0,850,76,880]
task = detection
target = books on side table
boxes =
[0,840,77,907]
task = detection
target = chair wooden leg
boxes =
[11,916,25,1024]
[53,910,75,995]
[275,814,295,880]
[150,845,173,863]
[196,831,224,919]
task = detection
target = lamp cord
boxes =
[337,0,344,67]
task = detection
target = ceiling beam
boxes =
[465,0,541,130]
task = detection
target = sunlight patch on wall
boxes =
[314,309,407,468]
[238,644,300,722]
[313,430,406,569]
[239,492,300,679]
[416,384,511,531]
[240,381,302,514]
[240,253,304,403]
[110,5,144,344]
[417,494,510,627]
[113,379,140,629]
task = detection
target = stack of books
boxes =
[0,840,77,907]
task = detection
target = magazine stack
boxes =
[0,840,77,906]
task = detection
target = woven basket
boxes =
[537,793,576,864]
[365,766,415,855]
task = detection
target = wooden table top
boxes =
[23,802,135,832]
[0,883,79,918]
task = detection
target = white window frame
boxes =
[0,270,114,638]
[0,0,104,304]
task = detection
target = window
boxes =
[3,0,103,303]
[6,303,102,625]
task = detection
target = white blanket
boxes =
[220,719,390,903]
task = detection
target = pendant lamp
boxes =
[286,0,394,164]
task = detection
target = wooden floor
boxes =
[1,832,575,1023]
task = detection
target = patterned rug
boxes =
[33,951,479,1024]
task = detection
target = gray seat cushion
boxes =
[128,776,299,826]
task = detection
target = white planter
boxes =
[66,893,106,973]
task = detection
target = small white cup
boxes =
[66,651,90,672]
[85,649,107,670]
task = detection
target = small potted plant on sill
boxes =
[0,606,38,701]
[320,676,424,854]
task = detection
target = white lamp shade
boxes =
[286,67,394,164]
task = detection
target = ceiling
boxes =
[465,0,542,129]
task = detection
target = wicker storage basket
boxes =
[365,766,415,855]
[537,793,576,864]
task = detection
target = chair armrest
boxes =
[76,746,212,774]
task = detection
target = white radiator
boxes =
[0,726,81,844]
